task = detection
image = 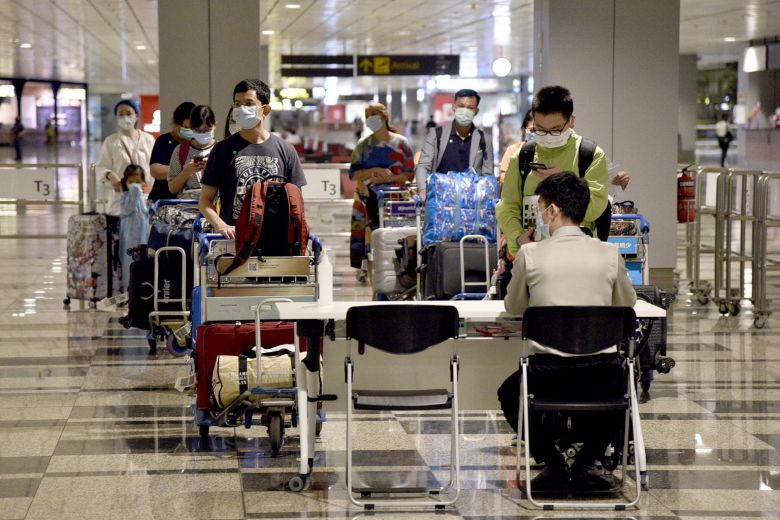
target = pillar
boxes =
[678,55,698,164]
[534,0,680,278]
[158,0,262,134]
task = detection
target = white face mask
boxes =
[365,115,384,133]
[192,131,213,145]
[233,105,262,130]
[536,127,572,149]
[117,114,137,130]
[453,107,475,126]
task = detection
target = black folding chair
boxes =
[345,304,461,510]
[517,306,645,511]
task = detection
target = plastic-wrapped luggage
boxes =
[65,213,121,306]
[370,226,416,295]
[423,168,499,245]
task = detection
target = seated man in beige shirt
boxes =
[498,172,636,494]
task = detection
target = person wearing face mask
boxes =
[414,89,494,198]
[498,172,636,494]
[496,85,610,260]
[95,99,156,216]
[347,103,415,279]
[148,101,195,202]
[200,79,306,239]
[167,105,217,198]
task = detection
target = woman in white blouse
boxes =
[95,100,155,216]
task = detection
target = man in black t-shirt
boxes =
[200,79,306,238]
[149,101,195,202]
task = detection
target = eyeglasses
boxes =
[534,117,570,136]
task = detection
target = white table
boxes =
[265,298,666,322]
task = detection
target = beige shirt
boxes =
[504,225,637,356]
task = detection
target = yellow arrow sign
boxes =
[359,58,373,72]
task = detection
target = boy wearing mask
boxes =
[199,79,307,239]
[496,85,609,259]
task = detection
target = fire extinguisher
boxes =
[677,165,696,223]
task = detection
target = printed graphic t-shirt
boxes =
[200,132,307,225]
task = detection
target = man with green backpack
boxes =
[496,85,611,260]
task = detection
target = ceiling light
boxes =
[19,43,32,49]
[724,37,736,42]
[262,30,275,35]
[398,30,410,36]
[147,59,157,64]
[285,3,301,8]
[491,57,511,77]
[135,44,147,50]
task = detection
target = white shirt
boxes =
[715,120,729,138]
[95,131,155,216]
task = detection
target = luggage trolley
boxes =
[193,234,332,489]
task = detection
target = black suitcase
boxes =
[633,285,674,378]
[419,241,497,300]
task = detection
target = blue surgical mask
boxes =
[365,115,384,133]
[192,131,213,145]
[233,105,262,130]
[535,204,552,239]
[179,127,194,140]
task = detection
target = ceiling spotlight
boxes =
[135,44,147,50]
[262,30,275,35]
[723,37,736,42]
[19,42,32,49]
[491,57,511,77]
[285,3,301,8]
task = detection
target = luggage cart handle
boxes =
[459,235,491,294]
[152,246,188,310]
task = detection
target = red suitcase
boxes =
[195,321,294,410]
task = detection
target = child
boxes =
[119,165,149,290]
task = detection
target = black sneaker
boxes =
[571,465,616,495]
[524,464,570,495]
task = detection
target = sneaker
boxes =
[525,464,570,495]
[571,465,615,495]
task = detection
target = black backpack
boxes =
[517,139,611,241]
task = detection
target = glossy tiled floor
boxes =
[1,145,780,519]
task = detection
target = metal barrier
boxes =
[688,166,725,304]
[0,162,85,238]
[752,172,780,329]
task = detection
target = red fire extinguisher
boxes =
[677,166,696,223]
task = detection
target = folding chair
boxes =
[517,306,645,511]
[344,304,461,510]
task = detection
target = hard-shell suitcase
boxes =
[195,322,295,411]
[65,213,120,305]
[370,226,416,295]
[420,241,497,300]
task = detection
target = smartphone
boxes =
[194,150,210,163]
[529,162,547,171]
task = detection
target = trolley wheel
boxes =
[89,300,97,310]
[718,302,729,315]
[268,413,284,456]
[729,302,741,316]
[166,333,189,357]
[754,316,768,329]
[63,297,71,310]
[199,424,209,442]
[315,420,323,437]
[696,293,709,305]
[288,475,306,492]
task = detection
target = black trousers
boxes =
[497,353,626,467]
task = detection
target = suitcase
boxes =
[65,213,120,304]
[123,246,189,330]
[420,241,497,300]
[195,321,295,411]
[147,220,194,300]
[633,285,673,376]
[371,226,416,295]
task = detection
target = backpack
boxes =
[434,125,486,172]
[517,139,611,241]
[219,177,308,276]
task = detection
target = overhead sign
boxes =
[357,55,459,76]
[281,55,354,78]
